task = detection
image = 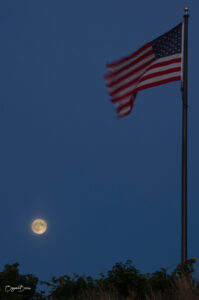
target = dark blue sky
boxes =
[0,0,199,288]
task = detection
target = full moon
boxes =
[31,219,47,235]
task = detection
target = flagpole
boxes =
[181,7,189,265]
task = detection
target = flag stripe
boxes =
[106,43,151,69]
[111,87,137,103]
[107,56,181,94]
[111,69,181,103]
[106,60,153,88]
[117,105,132,118]
[105,51,155,81]
[116,96,133,106]
[143,62,181,76]
[150,53,181,64]
[108,65,150,93]
[117,102,133,118]
[108,54,182,103]
[109,70,148,96]
[107,44,152,72]
[137,76,181,91]
[109,65,181,97]
[139,68,181,83]
[138,72,181,88]
[148,54,181,69]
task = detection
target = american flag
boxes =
[105,23,183,118]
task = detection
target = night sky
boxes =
[0,0,199,290]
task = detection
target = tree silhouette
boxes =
[0,262,44,299]
[0,259,199,299]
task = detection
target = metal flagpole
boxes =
[181,7,189,265]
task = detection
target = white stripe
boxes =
[109,61,181,94]
[116,96,132,107]
[143,62,181,77]
[107,45,152,72]
[150,53,181,64]
[117,105,132,117]
[109,55,182,100]
[108,65,150,93]
[138,71,181,88]
[112,82,137,100]
[106,54,155,84]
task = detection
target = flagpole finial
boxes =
[184,7,189,15]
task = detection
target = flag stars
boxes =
[151,23,182,58]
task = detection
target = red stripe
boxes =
[105,60,152,88]
[106,43,151,68]
[137,76,181,91]
[115,74,181,117]
[109,77,139,97]
[117,108,132,118]
[105,50,154,80]
[111,73,181,103]
[140,67,181,82]
[111,89,137,103]
[107,63,181,96]
[116,93,137,117]
[108,64,181,97]
[117,101,132,112]
[105,57,181,88]
[148,57,181,70]
[117,104,133,118]
[109,66,181,98]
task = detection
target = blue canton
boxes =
[151,23,182,58]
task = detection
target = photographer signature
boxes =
[5,285,31,292]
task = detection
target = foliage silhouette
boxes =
[0,259,199,299]
[0,262,44,299]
